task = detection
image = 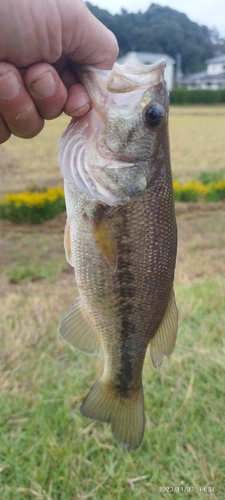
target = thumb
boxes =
[59,0,119,69]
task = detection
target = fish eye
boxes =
[144,103,165,128]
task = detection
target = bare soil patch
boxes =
[175,201,225,284]
[0,202,224,295]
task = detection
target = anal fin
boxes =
[58,298,101,356]
[149,289,178,368]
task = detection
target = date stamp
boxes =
[158,486,215,493]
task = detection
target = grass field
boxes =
[169,106,225,181]
[0,107,225,499]
[1,106,225,196]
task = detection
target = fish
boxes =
[57,59,178,451]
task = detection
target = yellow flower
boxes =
[1,186,64,208]
[214,180,225,191]
[172,180,181,192]
[173,179,212,201]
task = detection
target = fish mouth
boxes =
[76,58,167,117]
[79,58,166,93]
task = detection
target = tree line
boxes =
[86,2,225,74]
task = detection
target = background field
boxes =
[0,107,225,499]
[1,106,225,196]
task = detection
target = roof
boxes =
[182,70,207,82]
[206,54,225,64]
[182,70,225,84]
[117,51,175,65]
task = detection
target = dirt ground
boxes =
[175,201,225,284]
[0,202,224,294]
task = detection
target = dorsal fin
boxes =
[149,289,178,368]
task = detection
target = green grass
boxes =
[0,220,68,284]
[9,260,62,283]
[0,278,224,500]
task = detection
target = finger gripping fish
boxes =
[58,59,178,451]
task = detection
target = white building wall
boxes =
[164,64,174,91]
[207,62,225,75]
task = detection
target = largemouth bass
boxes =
[58,60,178,450]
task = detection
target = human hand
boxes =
[0,0,118,144]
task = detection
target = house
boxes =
[117,51,175,91]
[182,55,225,90]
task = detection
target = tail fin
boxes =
[80,379,144,451]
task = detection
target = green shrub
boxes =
[173,180,209,202]
[197,170,225,184]
[173,179,225,202]
[205,180,225,202]
[170,89,225,105]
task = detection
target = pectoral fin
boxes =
[58,298,101,356]
[93,208,117,272]
[149,289,178,368]
[64,219,73,267]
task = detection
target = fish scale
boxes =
[58,60,178,450]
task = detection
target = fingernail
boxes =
[71,103,91,117]
[0,71,20,99]
[31,71,56,98]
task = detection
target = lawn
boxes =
[0,107,225,499]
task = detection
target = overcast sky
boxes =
[89,0,225,37]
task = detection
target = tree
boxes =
[86,2,224,74]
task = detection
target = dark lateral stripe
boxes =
[115,209,136,396]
